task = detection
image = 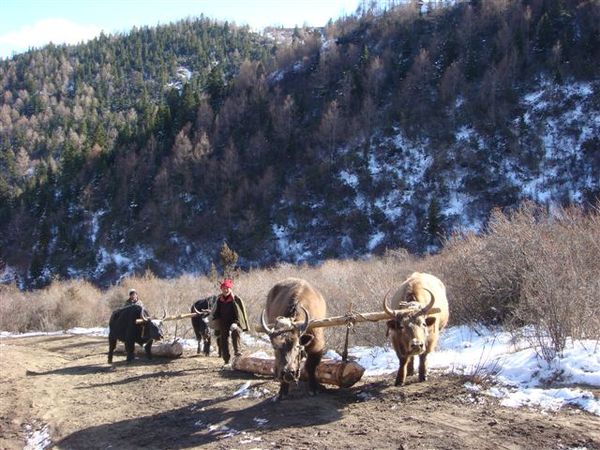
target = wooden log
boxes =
[255,310,391,333]
[232,354,274,376]
[114,341,184,358]
[231,355,365,388]
[313,359,366,388]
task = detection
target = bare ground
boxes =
[1,334,599,450]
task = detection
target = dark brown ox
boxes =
[384,272,449,386]
[261,278,327,399]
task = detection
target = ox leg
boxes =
[197,339,202,355]
[144,340,153,360]
[108,337,117,363]
[395,356,409,386]
[278,381,290,400]
[125,341,135,363]
[203,331,211,356]
[407,356,415,377]
[305,351,323,395]
[418,353,428,382]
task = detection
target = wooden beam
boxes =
[255,310,391,333]
[135,310,210,324]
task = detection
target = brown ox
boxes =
[261,278,327,399]
[384,272,449,386]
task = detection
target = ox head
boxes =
[383,289,439,356]
[261,306,311,383]
[140,309,165,341]
[193,304,211,324]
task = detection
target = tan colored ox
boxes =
[384,272,449,386]
[261,277,327,399]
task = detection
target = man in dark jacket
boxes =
[211,279,249,365]
[124,288,143,307]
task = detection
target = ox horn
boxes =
[261,309,274,335]
[193,304,206,316]
[295,305,310,334]
[418,288,436,316]
[382,289,396,318]
[160,307,167,320]
[141,309,151,322]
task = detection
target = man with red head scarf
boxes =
[211,278,249,365]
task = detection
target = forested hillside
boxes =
[1,0,599,288]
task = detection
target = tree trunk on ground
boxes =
[232,355,365,387]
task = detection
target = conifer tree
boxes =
[219,242,238,280]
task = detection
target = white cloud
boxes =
[0,18,102,57]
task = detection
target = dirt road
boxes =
[1,333,599,450]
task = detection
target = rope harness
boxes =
[338,302,388,362]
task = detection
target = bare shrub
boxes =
[434,201,600,357]
[0,280,105,332]
[43,280,106,329]
[0,284,35,332]
[433,206,537,327]
[513,205,600,360]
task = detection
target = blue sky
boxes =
[0,0,362,59]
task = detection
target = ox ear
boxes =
[299,334,313,347]
[425,316,437,327]
[385,319,396,338]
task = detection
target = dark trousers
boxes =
[219,326,241,364]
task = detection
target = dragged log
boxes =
[114,340,183,358]
[232,354,365,388]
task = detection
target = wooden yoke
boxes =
[255,310,391,333]
[135,310,210,325]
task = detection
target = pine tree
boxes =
[219,242,238,280]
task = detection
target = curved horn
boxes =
[193,304,205,316]
[161,308,167,320]
[295,305,310,334]
[419,288,436,315]
[141,309,151,322]
[382,289,396,317]
[261,309,274,335]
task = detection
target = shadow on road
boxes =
[56,380,389,449]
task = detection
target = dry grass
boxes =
[2,202,599,358]
[0,279,106,332]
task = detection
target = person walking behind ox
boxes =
[211,279,249,366]
[125,288,143,307]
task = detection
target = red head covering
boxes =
[220,279,233,290]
